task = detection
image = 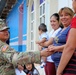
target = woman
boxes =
[39,14,62,47]
[47,7,74,69]
[43,13,61,75]
[57,0,76,75]
[38,7,73,69]
[24,63,40,75]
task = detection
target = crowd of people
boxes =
[0,0,76,75]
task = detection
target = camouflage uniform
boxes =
[0,19,41,75]
[0,40,41,75]
[0,40,16,75]
[17,51,41,65]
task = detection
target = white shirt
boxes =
[47,27,62,62]
[39,32,49,50]
[15,69,26,75]
[39,32,49,41]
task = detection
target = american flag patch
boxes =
[2,45,8,52]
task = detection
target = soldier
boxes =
[0,19,41,75]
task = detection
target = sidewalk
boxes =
[35,64,45,75]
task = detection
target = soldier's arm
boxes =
[0,40,41,66]
[16,51,41,65]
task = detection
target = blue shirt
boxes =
[51,26,70,67]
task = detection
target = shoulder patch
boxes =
[1,45,8,52]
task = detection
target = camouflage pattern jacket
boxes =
[0,40,41,75]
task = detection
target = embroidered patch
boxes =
[2,45,8,52]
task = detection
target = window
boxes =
[40,0,45,23]
[30,2,34,50]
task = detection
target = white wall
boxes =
[68,0,72,8]
[27,0,73,51]
[45,0,58,32]
[58,0,72,11]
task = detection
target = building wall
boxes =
[6,0,27,52]
[27,0,58,51]
[58,0,72,11]
[6,0,72,52]
[27,0,72,51]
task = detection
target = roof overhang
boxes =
[0,0,16,19]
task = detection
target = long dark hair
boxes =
[24,63,40,75]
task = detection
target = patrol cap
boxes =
[0,19,9,31]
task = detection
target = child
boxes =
[36,23,49,68]
[24,63,40,75]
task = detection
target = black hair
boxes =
[50,13,64,28]
[50,13,60,22]
[38,23,47,32]
[24,63,40,75]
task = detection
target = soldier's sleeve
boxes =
[16,51,41,65]
[0,40,18,66]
